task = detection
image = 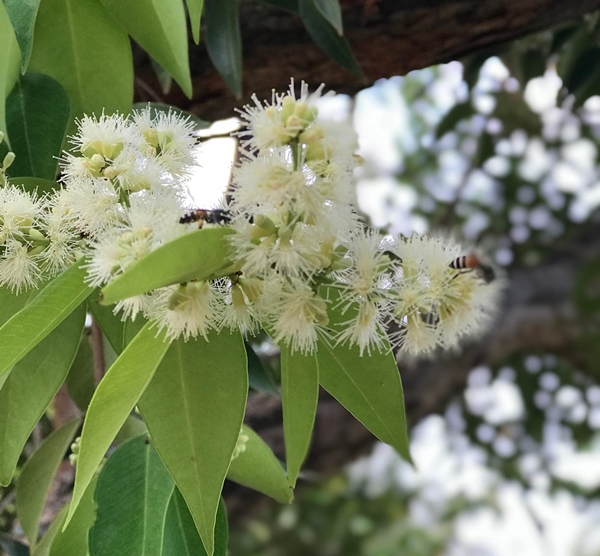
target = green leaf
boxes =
[3,0,42,72]
[65,334,95,411]
[138,330,248,556]
[0,305,85,485]
[49,476,98,556]
[87,292,130,354]
[28,0,133,136]
[65,322,171,527]
[6,73,70,179]
[99,0,192,98]
[31,505,67,556]
[100,227,234,306]
[89,435,175,556]
[0,259,93,382]
[313,0,342,35]
[227,425,293,504]
[150,58,173,95]
[131,102,211,131]
[185,0,204,44]
[0,3,21,140]
[163,490,227,556]
[0,286,34,327]
[114,414,148,445]
[16,418,81,549]
[299,0,361,77]
[280,347,319,487]
[246,342,279,396]
[204,0,242,98]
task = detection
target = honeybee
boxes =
[449,254,495,283]
[179,208,232,227]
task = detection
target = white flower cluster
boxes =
[0,83,502,357]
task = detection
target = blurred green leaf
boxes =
[246,342,279,396]
[89,435,175,556]
[313,0,343,35]
[205,0,242,98]
[6,73,69,179]
[99,0,192,97]
[0,534,30,556]
[0,304,85,485]
[3,0,42,72]
[66,323,171,528]
[16,418,81,549]
[280,347,319,487]
[65,334,95,412]
[100,227,234,306]
[227,425,293,504]
[299,0,361,77]
[0,3,21,141]
[139,330,247,556]
[185,0,204,44]
[435,101,472,139]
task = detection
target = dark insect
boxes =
[179,208,232,227]
[449,254,495,283]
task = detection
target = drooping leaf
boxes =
[299,0,361,77]
[227,425,293,504]
[99,0,192,97]
[65,323,171,527]
[163,490,228,556]
[65,333,95,411]
[28,0,133,135]
[89,435,175,556]
[3,0,42,72]
[138,330,247,556]
[204,0,242,98]
[31,505,67,556]
[313,0,342,35]
[185,0,204,44]
[49,476,98,556]
[246,342,279,396]
[16,418,81,549]
[0,3,21,140]
[99,227,234,306]
[0,305,85,485]
[0,259,93,381]
[131,102,210,130]
[280,347,319,487]
[6,73,70,179]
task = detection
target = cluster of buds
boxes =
[0,82,501,357]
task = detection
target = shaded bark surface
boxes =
[135,0,600,120]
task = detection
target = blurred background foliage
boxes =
[229,13,600,556]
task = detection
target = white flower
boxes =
[0,239,41,292]
[150,281,218,341]
[271,279,329,354]
[71,112,134,160]
[335,298,389,355]
[215,279,260,335]
[0,184,41,244]
[114,294,154,322]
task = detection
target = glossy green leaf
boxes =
[6,73,69,179]
[99,0,192,97]
[0,286,34,327]
[0,259,93,381]
[163,490,227,556]
[28,0,132,135]
[246,342,278,396]
[131,102,210,130]
[0,305,85,485]
[65,334,95,411]
[89,435,175,556]
[114,414,148,445]
[0,3,20,140]
[3,0,42,72]
[280,347,319,487]
[185,0,204,44]
[205,0,242,98]
[313,0,342,35]
[49,476,98,556]
[138,330,248,556]
[16,418,81,548]
[100,227,234,306]
[227,425,293,504]
[299,0,361,77]
[66,322,171,527]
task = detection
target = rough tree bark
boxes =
[134,0,600,120]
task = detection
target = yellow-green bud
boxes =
[231,284,246,308]
[253,215,277,234]
[2,151,15,171]
[280,96,296,122]
[285,115,302,133]
[143,128,159,148]
[299,126,324,146]
[239,278,262,302]
[305,142,326,162]
[167,284,189,310]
